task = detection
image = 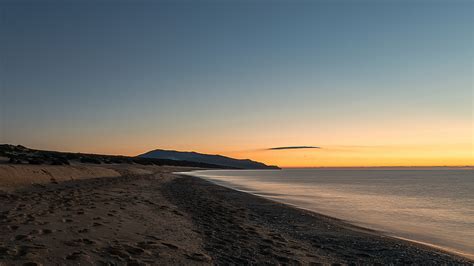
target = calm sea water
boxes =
[180,168,474,258]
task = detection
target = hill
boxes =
[139,149,279,169]
[0,144,228,169]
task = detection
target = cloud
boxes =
[268,146,321,150]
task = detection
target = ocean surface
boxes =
[180,168,474,258]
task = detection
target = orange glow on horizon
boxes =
[36,143,472,168]
[12,117,472,168]
[223,143,473,168]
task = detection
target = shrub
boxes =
[80,157,101,164]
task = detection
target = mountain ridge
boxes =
[138,149,280,169]
[0,144,229,169]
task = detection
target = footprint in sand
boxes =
[22,262,41,266]
[29,229,52,235]
[161,242,179,250]
[172,210,184,216]
[65,251,89,261]
[104,246,131,260]
[8,225,19,231]
[137,241,159,249]
[0,246,14,257]
[124,245,145,256]
[13,234,32,241]
[145,235,161,241]
[186,252,212,262]
[81,238,96,245]
[40,229,53,235]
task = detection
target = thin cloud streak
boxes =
[268,146,321,150]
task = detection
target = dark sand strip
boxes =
[163,174,473,265]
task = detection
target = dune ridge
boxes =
[0,165,121,191]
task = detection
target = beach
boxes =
[182,168,474,259]
[0,164,472,265]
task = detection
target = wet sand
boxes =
[0,165,472,265]
[165,175,472,265]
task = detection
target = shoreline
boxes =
[390,236,474,261]
[165,173,472,264]
[0,165,472,264]
[179,169,474,261]
[205,178,474,260]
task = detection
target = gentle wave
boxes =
[179,168,474,258]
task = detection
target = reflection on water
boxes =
[180,168,474,258]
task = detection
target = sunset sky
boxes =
[1,1,473,167]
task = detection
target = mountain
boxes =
[0,144,227,169]
[138,149,280,169]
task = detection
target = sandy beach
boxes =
[0,164,472,265]
[3,1,472,264]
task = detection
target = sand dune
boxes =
[0,166,209,265]
[0,165,120,191]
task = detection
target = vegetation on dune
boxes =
[0,144,232,169]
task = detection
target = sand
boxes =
[0,165,209,265]
[0,164,472,265]
[0,165,121,191]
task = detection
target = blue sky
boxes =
[1,0,472,165]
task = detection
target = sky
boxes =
[1,0,473,167]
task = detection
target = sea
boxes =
[179,168,474,259]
